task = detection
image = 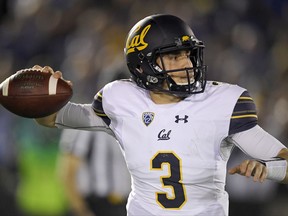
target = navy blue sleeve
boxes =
[92,89,111,126]
[228,91,258,135]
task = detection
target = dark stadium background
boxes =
[0,0,287,215]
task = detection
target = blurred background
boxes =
[0,0,288,216]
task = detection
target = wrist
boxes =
[259,158,287,182]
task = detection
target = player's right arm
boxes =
[34,65,66,127]
[34,65,111,133]
[35,113,58,127]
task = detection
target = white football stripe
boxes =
[48,75,58,95]
[0,77,11,96]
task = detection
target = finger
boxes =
[245,161,257,177]
[259,166,268,183]
[54,70,73,87]
[41,66,54,73]
[53,71,62,79]
[252,164,263,182]
[228,166,240,175]
[32,65,43,70]
[66,80,73,87]
[239,160,250,175]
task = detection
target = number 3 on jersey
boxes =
[150,151,187,209]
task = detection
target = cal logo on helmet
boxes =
[182,35,190,41]
[125,25,151,54]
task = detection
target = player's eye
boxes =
[165,50,191,61]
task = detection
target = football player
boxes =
[34,14,288,216]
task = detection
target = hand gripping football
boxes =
[0,69,73,118]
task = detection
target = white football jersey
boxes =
[98,80,245,216]
[56,80,247,216]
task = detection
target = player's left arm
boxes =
[227,91,288,183]
[228,126,288,183]
[276,148,288,183]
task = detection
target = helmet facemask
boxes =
[138,37,207,97]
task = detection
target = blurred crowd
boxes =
[0,0,288,216]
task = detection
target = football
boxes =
[0,69,73,118]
